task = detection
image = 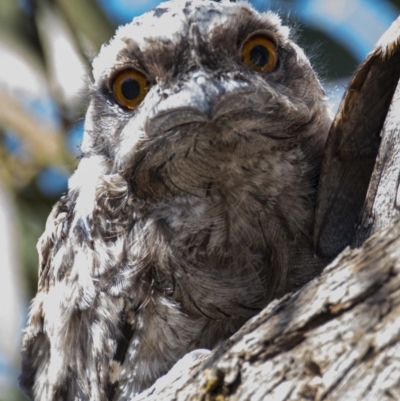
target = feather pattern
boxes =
[20,1,332,399]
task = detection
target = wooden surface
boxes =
[314,16,400,258]
[354,77,400,246]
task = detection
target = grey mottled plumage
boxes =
[20,1,331,399]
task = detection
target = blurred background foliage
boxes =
[0,0,399,399]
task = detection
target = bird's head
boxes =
[82,0,330,203]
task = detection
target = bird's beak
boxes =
[144,71,250,136]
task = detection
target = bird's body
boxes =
[20,1,331,399]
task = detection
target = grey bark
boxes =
[131,16,400,401]
[313,16,400,258]
[354,75,400,245]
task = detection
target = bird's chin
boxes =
[125,126,273,204]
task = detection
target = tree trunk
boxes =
[130,16,400,401]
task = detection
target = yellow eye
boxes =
[112,69,148,110]
[242,35,277,73]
